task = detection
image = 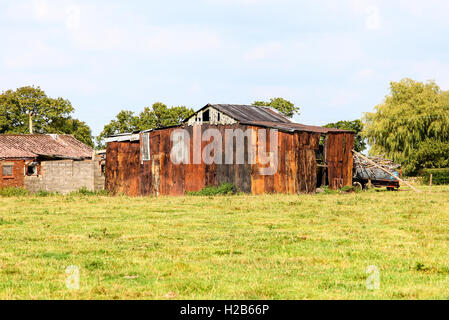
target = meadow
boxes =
[1,186,449,300]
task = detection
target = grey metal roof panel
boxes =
[209,104,292,123]
[182,104,353,134]
[240,121,355,134]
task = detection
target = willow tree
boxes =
[363,79,449,175]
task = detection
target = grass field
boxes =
[1,186,449,300]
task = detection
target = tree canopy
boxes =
[324,120,366,152]
[97,102,194,148]
[0,86,94,147]
[253,98,300,118]
[363,78,449,175]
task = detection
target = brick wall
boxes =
[25,159,105,194]
[0,160,25,188]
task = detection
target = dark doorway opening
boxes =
[203,109,210,122]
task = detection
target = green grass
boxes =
[1,186,449,300]
[187,183,237,196]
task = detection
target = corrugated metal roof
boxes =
[186,104,292,123]
[0,134,93,159]
[104,133,141,143]
[105,125,184,143]
[240,121,354,134]
[105,104,354,139]
[185,104,354,134]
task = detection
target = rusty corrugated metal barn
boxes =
[105,104,355,196]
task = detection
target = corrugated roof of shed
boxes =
[240,121,354,134]
[0,134,93,159]
[185,104,354,134]
[187,104,292,123]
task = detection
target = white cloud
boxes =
[244,42,283,60]
[328,89,361,107]
[69,24,128,51]
[243,35,364,69]
[402,60,449,90]
[397,0,449,18]
[144,27,222,53]
[1,1,224,73]
[2,38,75,70]
[250,85,301,101]
[3,0,449,136]
[32,0,50,20]
[203,0,278,5]
[248,83,365,126]
[6,0,66,23]
[67,22,222,54]
[354,68,377,81]
[9,2,220,54]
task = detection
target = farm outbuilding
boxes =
[104,104,355,196]
[0,134,105,194]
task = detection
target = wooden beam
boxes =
[352,150,421,193]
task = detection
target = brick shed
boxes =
[105,104,355,196]
[0,134,105,194]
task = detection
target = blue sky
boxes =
[2,0,449,135]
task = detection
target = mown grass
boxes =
[0,186,449,300]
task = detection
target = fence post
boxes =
[429,174,433,193]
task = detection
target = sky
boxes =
[2,0,449,136]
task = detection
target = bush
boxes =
[421,168,449,185]
[403,139,449,176]
[35,190,58,197]
[69,187,110,196]
[340,186,359,193]
[0,187,30,197]
[322,186,338,194]
[188,183,236,196]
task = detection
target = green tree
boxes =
[138,102,194,129]
[0,86,94,147]
[97,110,140,141]
[97,102,194,148]
[254,98,300,118]
[363,78,449,175]
[404,139,449,174]
[324,120,366,152]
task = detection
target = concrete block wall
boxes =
[25,159,105,194]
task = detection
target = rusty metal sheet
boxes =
[105,141,140,196]
[326,132,354,190]
[105,123,353,196]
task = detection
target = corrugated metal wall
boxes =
[105,124,354,196]
[326,132,355,189]
[105,141,140,196]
